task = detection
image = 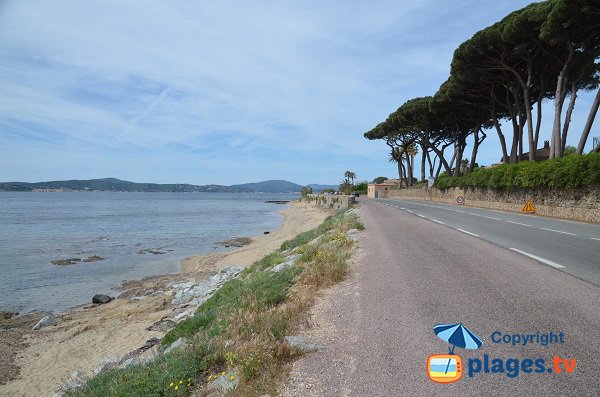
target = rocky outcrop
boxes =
[82,255,105,263]
[214,237,252,247]
[163,337,187,355]
[146,318,176,332]
[284,335,323,352]
[272,254,302,273]
[168,266,241,308]
[32,315,57,330]
[205,368,240,397]
[51,256,106,265]
[51,258,82,266]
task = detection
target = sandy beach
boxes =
[0,201,329,397]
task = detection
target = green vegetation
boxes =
[372,176,388,184]
[339,170,358,194]
[436,153,600,190]
[353,180,369,195]
[365,1,600,186]
[300,185,313,197]
[67,209,363,397]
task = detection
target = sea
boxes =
[0,192,298,313]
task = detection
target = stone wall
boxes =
[385,186,600,223]
[303,194,356,210]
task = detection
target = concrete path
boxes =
[281,200,600,397]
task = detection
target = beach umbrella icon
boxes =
[433,323,482,354]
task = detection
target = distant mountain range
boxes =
[0,178,337,193]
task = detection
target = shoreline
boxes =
[0,201,330,396]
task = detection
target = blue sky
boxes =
[0,0,597,185]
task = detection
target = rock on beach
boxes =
[92,294,113,305]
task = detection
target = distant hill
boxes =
[230,180,303,193]
[308,184,338,192]
[0,178,251,193]
[0,178,314,193]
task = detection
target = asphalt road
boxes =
[283,199,600,397]
[376,197,600,286]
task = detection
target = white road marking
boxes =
[589,237,600,241]
[484,216,501,220]
[509,248,565,269]
[507,220,531,227]
[431,219,445,225]
[457,228,479,237]
[406,210,413,214]
[468,213,482,217]
[540,227,576,236]
[416,214,426,218]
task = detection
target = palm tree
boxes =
[405,143,418,186]
[344,171,357,186]
[388,147,406,188]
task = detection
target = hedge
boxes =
[435,153,600,191]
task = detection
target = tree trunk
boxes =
[523,75,536,161]
[406,153,414,187]
[534,81,544,150]
[426,150,434,178]
[551,43,574,159]
[514,90,525,162]
[492,108,509,163]
[428,142,453,176]
[420,146,426,182]
[518,112,526,161]
[469,126,485,173]
[397,161,404,189]
[577,88,600,154]
[508,89,520,163]
[452,138,466,178]
[561,82,578,156]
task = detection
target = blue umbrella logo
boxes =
[434,323,483,354]
[433,323,482,376]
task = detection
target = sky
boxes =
[0,0,598,185]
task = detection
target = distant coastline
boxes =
[0,177,337,193]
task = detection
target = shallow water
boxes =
[0,192,297,313]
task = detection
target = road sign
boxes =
[522,199,536,213]
[457,196,465,205]
[428,177,435,188]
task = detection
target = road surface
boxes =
[282,199,600,397]
[377,198,600,286]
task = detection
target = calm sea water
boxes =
[0,192,297,313]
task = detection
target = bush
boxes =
[435,153,600,191]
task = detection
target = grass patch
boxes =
[67,208,363,397]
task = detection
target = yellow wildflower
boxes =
[169,382,174,387]
[179,380,183,384]
[229,375,235,381]
[175,385,179,390]
[221,371,225,376]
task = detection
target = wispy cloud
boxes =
[1,0,594,184]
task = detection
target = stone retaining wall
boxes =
[385,186,600,223]
[303,194,356,210]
